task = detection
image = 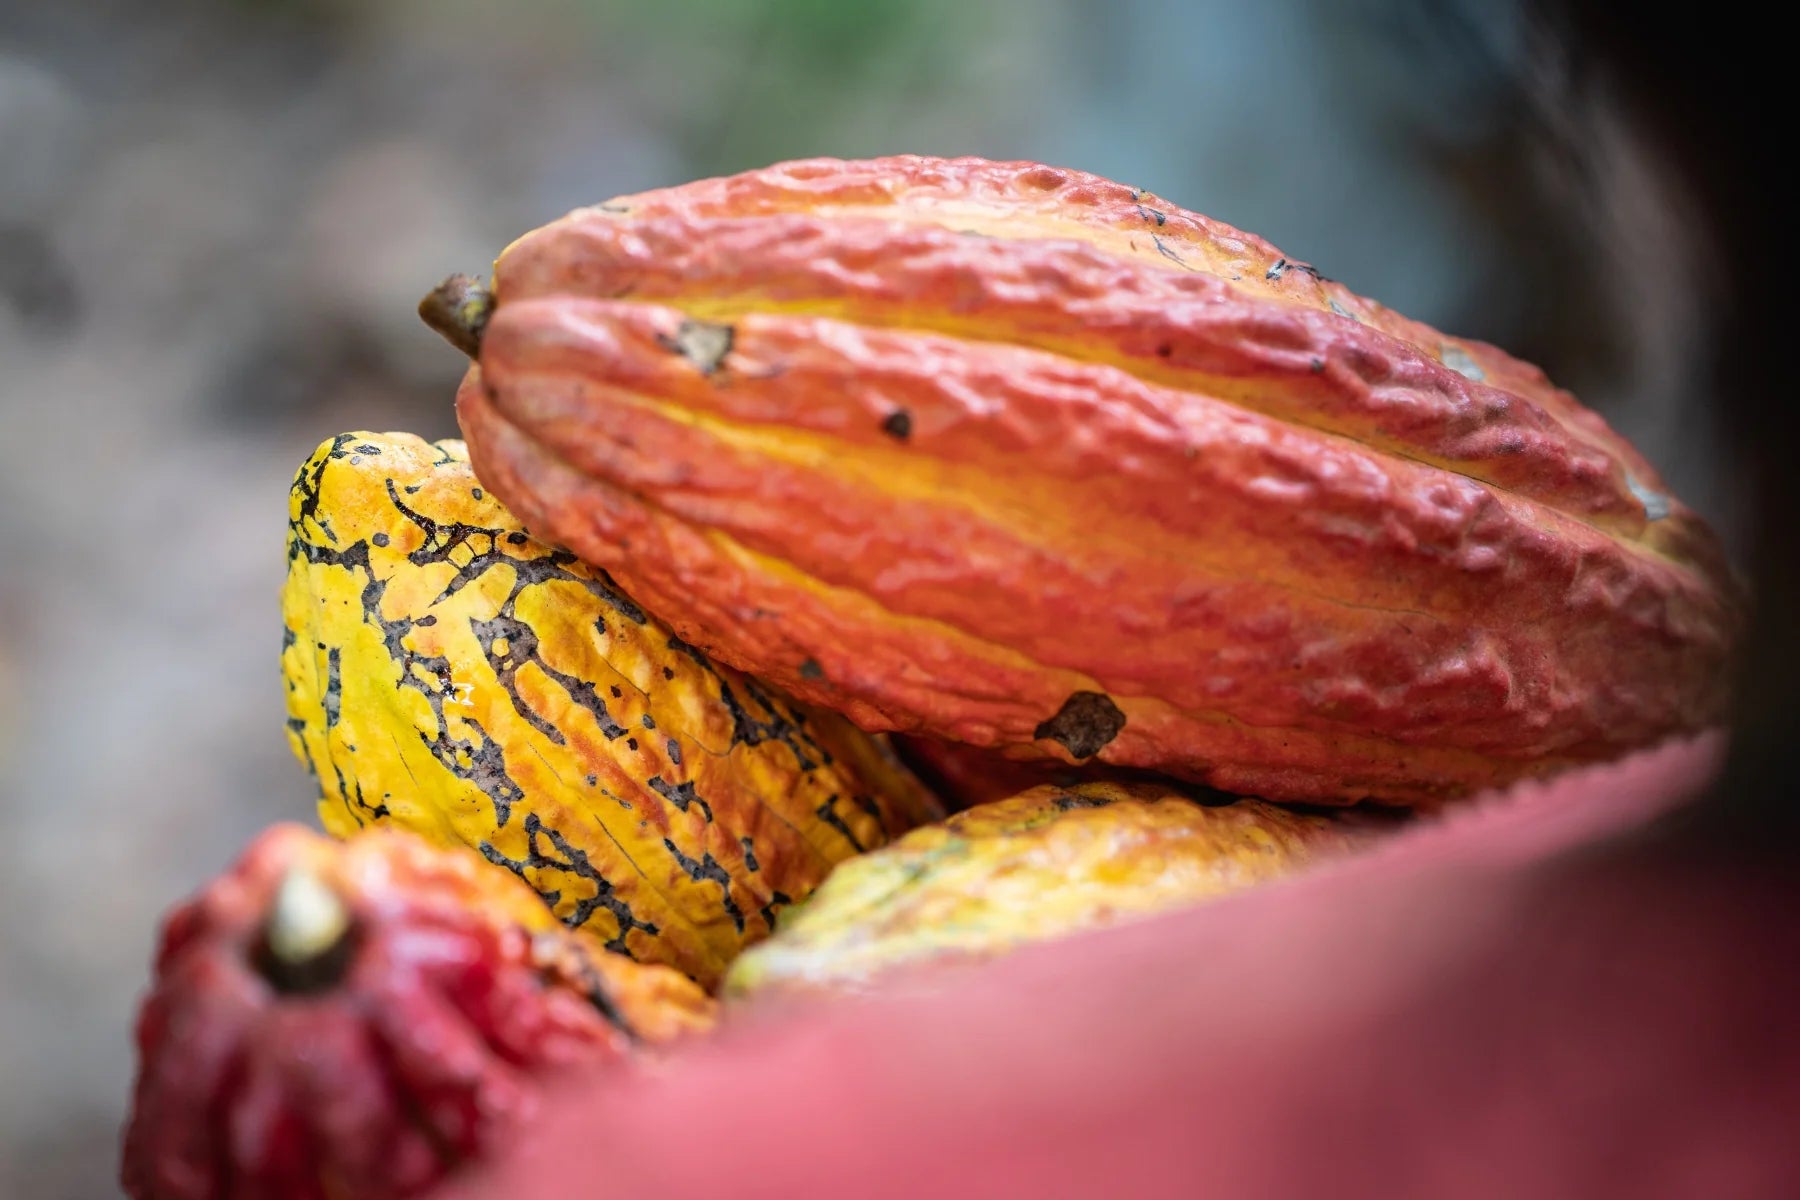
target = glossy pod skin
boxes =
[446,155,1739,804]
[121,824,714,1200]
[281,433,940,988]
[723,781,1378,1000]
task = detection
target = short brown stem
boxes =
[418,274,494,358]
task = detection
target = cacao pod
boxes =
[722,781,1377,1000]
[435,154,1738,805]
[281,432,940,987]
[121,823,713,1200]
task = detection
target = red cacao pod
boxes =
[434,155,1739,804]
[121,823,712,1199]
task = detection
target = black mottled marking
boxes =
[541,933,637,1040]
[758,889,792,931]
[667,637,829,771]
[371,532,390,547]
[1137,205,1167,227]
[1033,692,1126,759]
[1310,357,1326,373]
[648,775,714,823]
[661,838,744,932]
[610,684,623,698]
[640,713,656,730]
[286,433,356,554]
[472,612,566,744]
[797,658,824,680]
[420,718,526,827]
[851,794,883,823]
[661,666,675,680]
[1052,790,1112,811]
[1265,257,1324,282]
[666,738,682,766]
[739,836,760,872]
[481,813,659,952]
[472,487,484,500]
[881,409,912,440]
[815,793,868,854]
[1152,236,1188,267]
[626,736,639,751]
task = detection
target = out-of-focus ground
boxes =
[0,1,1733,1195]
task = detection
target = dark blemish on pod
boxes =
[1152,236,1188,267]
[798,658,824,680]
[1052,790,1112,812]
[371,532,390,547]
[641,713,656,730]
[626,737,638,751]
[355,443,382,455]
[1310,358,1325,373]
[758,890,792,931]
[1137,205,1167,227]
[508,532,529,545]
[666,738,682,765]
[662,666,675,680]
[739,836,760,872]
[479,814,659,952]
[649,776,714,822]
[1034,692,1126,759]
[661,319,735,376]
[586,775,598,786]
[814,794,868,854]
[881,409,912,440]
[661,838,744,932]
[472,487,484,500]
[610,685,623,699]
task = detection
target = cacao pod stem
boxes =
[419,273,493,357]
[254,865,356,994]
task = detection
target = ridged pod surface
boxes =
[121,823,713,1200]
[722,781,1377,1000]
[450,154,1739,804]
[281,433,940,987]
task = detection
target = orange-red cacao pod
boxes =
[440,155,1738,804]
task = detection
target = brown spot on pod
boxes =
[1034,691,1126,759]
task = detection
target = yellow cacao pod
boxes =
[722,781,1375,999]
[281,432,940,987]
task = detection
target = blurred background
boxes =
[0,0,1732,1194]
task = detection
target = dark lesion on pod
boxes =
[662,318,735,375]
[1034,691,1126,759]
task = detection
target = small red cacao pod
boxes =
[121,823,713,1199]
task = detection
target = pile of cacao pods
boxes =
[122,156,1738,1199]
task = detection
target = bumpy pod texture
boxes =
[282,433,940,987]
[453,154,1739,805]
[121,823,713,1200]
[723,781,1376,1000]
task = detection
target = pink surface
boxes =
[446,733,1800,1198]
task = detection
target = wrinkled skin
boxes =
[725,781,1381,1000]
[121,824,713,1200]
[281,433,940,986]
[451,154,1737,805]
